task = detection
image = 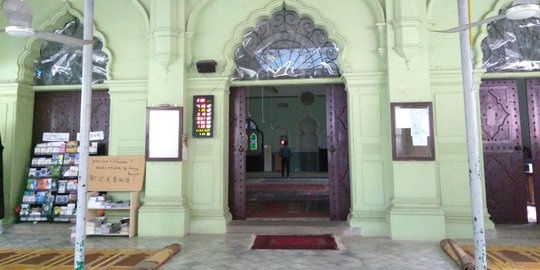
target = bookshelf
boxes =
[85,155,145,237]
[19,141,98,223]
[86,191,139,237]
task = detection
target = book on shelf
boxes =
[41,202,53,216]
[61,166,78,178]
[63,153,79,166]
[20,204,30,216]
[36,178,52,190]
[22,191,35,204]
[19,140,99,223]
[55,195,69,204]
[46,194,55,203]
[26,179,37,190]
[67,192,77,203]
[57,180,67,193]
[51,166,61,178]
[51,154,64,165]
[53,206,61,216]
[35,191,47,204]
[65,141,78,153]
[66,179,77,191]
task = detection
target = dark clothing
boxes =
[279,145,291,158]
[281,157,290,178]
[279,145,291,177]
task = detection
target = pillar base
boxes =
[138,196,190,236]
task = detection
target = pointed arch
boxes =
[185,0,211,67]
[131,0,150,32]
[16,2,112,84]
[222,0,350,78]
[472,0,512,69]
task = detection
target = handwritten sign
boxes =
[88,156,145,191]
[43,132,70,142]
[76,131,105,141]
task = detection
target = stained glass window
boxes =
[34,17,109,85]
[233,8,340,80]
[246,119,258,130]
[249,133,258,151]
[481,10,540,72]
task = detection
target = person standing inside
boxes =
[279,141,291,178]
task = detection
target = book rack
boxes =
[18,141,98,223]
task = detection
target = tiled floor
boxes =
[1,223,539,270]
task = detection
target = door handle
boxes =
[515,145,523,151]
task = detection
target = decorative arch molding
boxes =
[367,0,387,55]
[370,0,386,25]
[16,2,113,84]
[131,0,150,32]
[222,0,351,78]
[426,0,439,17]
[472,0,510,69]
[185,0,211,67]
[186,0,211,33]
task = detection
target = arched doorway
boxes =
[479,9,540,224]
[228,7,349,221]
[229,85,349,220]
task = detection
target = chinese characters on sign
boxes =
[193,95,214,138]
[88,156,145,191]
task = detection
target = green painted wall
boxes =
[0,0,509,240]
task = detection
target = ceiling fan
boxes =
[437,0,540,32]
[1,0,92,46]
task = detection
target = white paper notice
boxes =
[410,108,429,146]
[148,110,180,159]
[395,108,411,128]
[77,131,105,141]
[43,132,70,142]
[412,135,428,146]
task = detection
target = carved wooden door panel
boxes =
[33,90,110,155]
[326,84,350,221]
[526,78,540,223]
[229,87,247,219]
[480,80,527,224]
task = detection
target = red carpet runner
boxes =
[251,234,338,250]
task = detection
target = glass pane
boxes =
[232,8,340,80]
[482,9,540,72]
[391,102,435,161]
[33,17,109,85]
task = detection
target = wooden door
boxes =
[33,90,110,155]
[526,78,540,223]
[480,80,528,224]
[229,87,247,219]
[326,85,350,221]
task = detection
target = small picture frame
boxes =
[390,102,435,161]
[146,106,183,161]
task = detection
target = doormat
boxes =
[441,238,540,270]
[251,234,338,250]
[0,243,180,270]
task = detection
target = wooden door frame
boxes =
[228,84,351,220]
